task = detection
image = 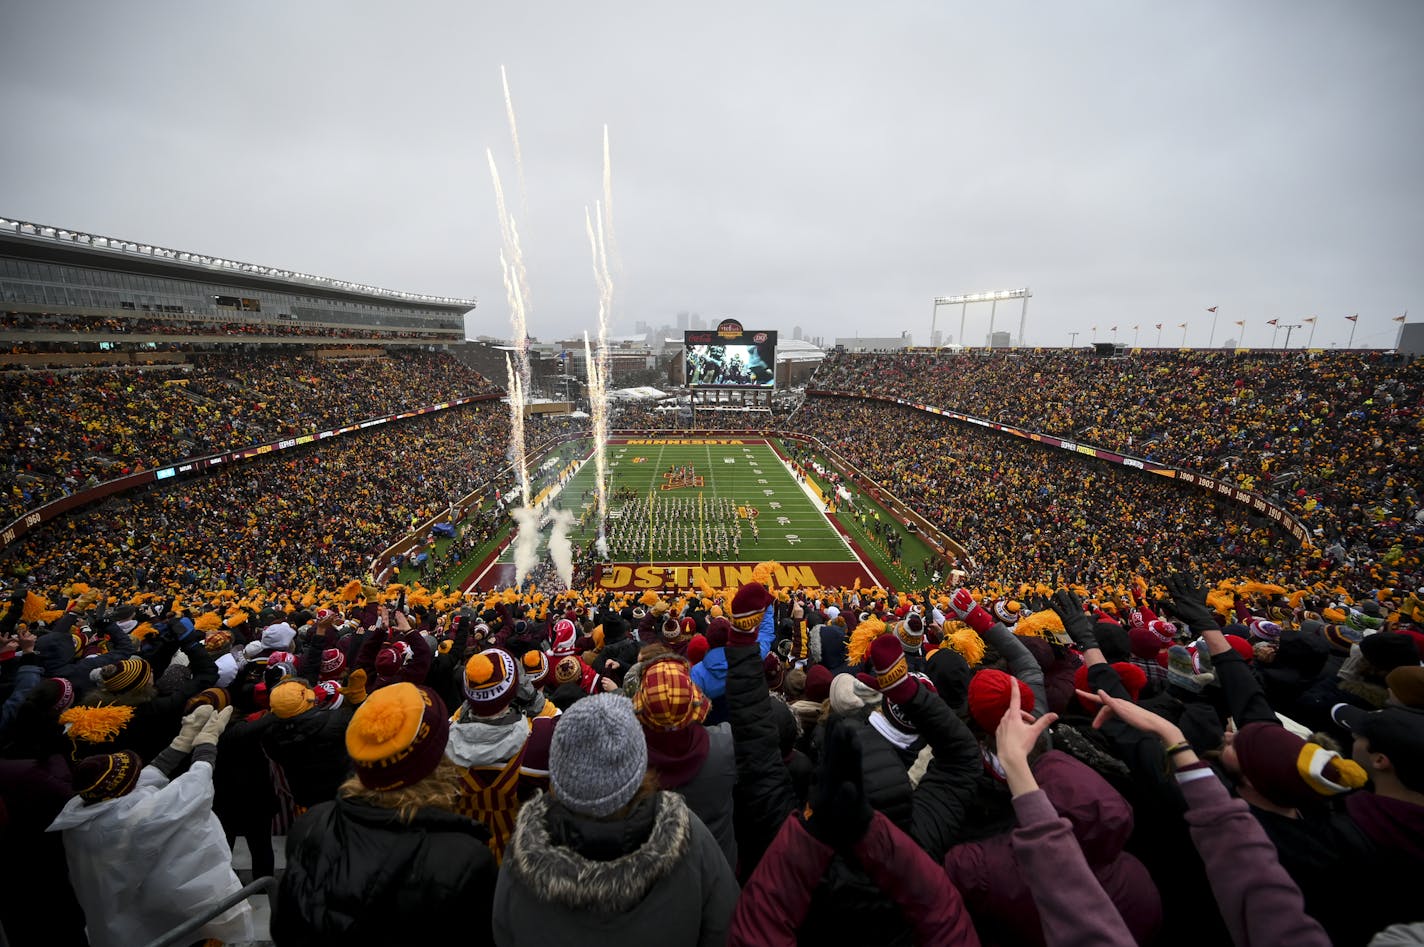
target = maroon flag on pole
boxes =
[1345,314,1359,322]
[1206,306,1218,313]
[1154,323,1163,330]
[1266,318,1279,326]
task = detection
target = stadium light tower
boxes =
[931,288,1031,349]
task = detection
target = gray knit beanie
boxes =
[829,672,882,717]
[549,692,648,817]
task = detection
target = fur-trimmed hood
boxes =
[504,791,691,913]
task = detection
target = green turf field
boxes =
[476,437,881,590]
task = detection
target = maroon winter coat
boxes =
[731,810,979,947]
[943,751,1162,947]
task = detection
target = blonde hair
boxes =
[339,757,463,823]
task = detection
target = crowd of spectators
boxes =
[3,566,1420,944]
[793,397,1315,591]
[0,405,587,602]
[1,310,458,340]
[2,350,500,522]
[610,402,798,431]
[811,349,1423,583]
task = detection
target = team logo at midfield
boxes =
[660,464,705,491]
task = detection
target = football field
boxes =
[471,437,883,592]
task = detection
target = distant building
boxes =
[793,325,803,341]
[676,311,689,331]
[833,334,912,353]
[988,331,1011,348]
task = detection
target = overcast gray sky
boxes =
[2,1,1420,349]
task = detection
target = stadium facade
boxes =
[0,217,474,341]
[1,216,494,548]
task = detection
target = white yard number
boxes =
[724,457,736,464]
[752,469,763,474]
[769,502,782,509]
[757,478,768,484]
[786,534,802,544]
[776,516,791,526]
[763,489,775,496]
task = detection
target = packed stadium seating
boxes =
[1,350,500,522]
[0,404,584,597]
[809,349,1424,582]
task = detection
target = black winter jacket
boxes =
[260,706,355,808]
[726,642,928,946]
[275,796,496,946]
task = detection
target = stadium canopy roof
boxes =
[607,386,668,402]
[777,338,825,362]
[0,217,477,311]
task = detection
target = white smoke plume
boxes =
[510,505,542,587]
[546,508,577,590]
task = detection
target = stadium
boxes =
[4,6,1424,946]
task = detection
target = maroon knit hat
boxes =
[375,641,412,683]
[75,750,143,804]
[1233,721,1368,808]
[731,582,775,631]
[804,665,833,703]
[764,653,786,692]
[856,634,918,703]
[705,617,731,649]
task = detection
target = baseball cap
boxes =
[1332,703,1424,766]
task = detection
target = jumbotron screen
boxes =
[685,321,777,387]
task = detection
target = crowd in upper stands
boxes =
[809,349,1424,579]
[1,350,500,522]
[1,310,458,340]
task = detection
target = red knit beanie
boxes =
[1073,662,1148,706]
[968,669,1035,733]
[1223,634,1256,663]
[686,634,709,667]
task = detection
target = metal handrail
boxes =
[141,875,276,947]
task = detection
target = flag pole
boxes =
[1156,324,1163,347]
[1347,314,1359,349]
[1180,323,1188,347]
[1207,307,1219,348]
[1306,317,1317,349]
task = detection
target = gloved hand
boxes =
[1163,574,1221,632]
[805,718,874,852]
[342,668,370,705]
[947,588,995,634]
[1050,589,1098,650]
[170,705,213,753]
[193,705,234,748]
